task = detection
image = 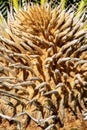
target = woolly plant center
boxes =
[9,5,87,88]
[0,4,87,129]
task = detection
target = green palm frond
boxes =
[77,0,87,15]
[0,0,8,19]
[40,0,47,5]
[31,0,40,4]
[12,0,19,10]
[61,0,69,9]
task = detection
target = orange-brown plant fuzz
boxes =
[0,3,87,130]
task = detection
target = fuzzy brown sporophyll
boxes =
[0,3,87,130]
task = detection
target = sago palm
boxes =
[0,0,87,130]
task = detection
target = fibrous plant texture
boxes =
[0,2,87,130]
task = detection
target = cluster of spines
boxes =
[0,3,86,130]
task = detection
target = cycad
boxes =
[0,1,87,130]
